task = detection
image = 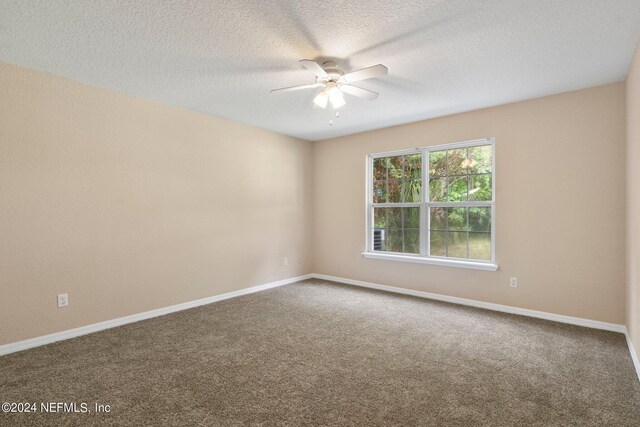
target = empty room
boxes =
[2,0,640,425]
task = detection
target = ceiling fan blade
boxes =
[271,83,322,94]
[299,59,328,78]
[341,64,388,83]
[339,84,379,100]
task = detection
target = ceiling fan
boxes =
[271,60,388,109]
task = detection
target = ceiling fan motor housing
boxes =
[319,61,344,83]
[270,59,386,111]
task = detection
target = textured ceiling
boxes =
[1,1,639,141]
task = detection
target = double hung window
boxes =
[366,138,496,270]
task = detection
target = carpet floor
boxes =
[1,279,640,426]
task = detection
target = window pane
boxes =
[429,150,447,177]
[373,180,386,203]
[430,231,446,256]
[388,156,403,179]
[373,208,387,252]
[469,174,492,201]
[404,229,420,254]
[404,154,422,179]
[447,207,467,231]
[387,207,402,228]
[386,207,419,229]
[430,207,446,230]
[404,207,420,229]
[374,208,387,228]
[385,230,404,252]
[469,232,491,260]
[375,208,420,254]
[373,157,388,180]
[388,179,401,203]
[468,145,492,174]
[429,177,447,201]
[448,231,468,258]
[469,207,491,232]
[447,148,467,176]
[447,176,468,201]
[402,179,422,202]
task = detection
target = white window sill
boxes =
[362,252,498,271]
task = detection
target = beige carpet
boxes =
[1,279,639,426]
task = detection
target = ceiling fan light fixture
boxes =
[329,86,345,109]
[272,59,387,112]
[313,89,329,108]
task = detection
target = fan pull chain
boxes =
[329,110,340,126]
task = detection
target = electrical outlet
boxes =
[283,257,288,266]
[510,277,518,288]
[57,293,69,308]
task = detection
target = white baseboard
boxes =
[624,330,640,383]
[310,273,626,333]
[0,274,313,356]
[3,271,639,384]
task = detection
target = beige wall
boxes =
[627,43,640,358]
[0,61,313,345]
[0,58,631,348]
[313,82,627,324]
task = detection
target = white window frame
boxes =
[363,137,497,271]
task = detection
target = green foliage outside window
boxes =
[372,143,493,261]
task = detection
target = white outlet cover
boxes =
[57,293,69,307]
